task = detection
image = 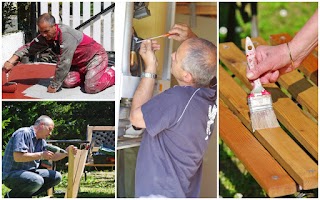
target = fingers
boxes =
[44,151,54,160]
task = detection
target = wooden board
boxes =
[219,65,318,190]
[66,149,88,198]
[219,43,318,160]
[220,100,296,197]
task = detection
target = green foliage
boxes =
[2,101,115,153]
[2,2,17,34]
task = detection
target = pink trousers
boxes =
[62,51,115,94]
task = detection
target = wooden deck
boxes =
[219,35,318,197]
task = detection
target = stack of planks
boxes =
[219,35,318,197]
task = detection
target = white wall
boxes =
[2,31,24,62]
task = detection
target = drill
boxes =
[45,144,68,154]
[41,144,67,168]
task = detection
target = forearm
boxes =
[130,77,156,128]
[7,55,20,64]
[13,152,42,162]
[52,152,68,161]
[289,9,318,65]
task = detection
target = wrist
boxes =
[6,60,15,66]
[141,72,157,79]
[40,152,44,160]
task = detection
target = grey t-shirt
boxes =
[135,85,217,197]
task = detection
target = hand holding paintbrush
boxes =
[245,37,279,132]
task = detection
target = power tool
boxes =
[40,144,67,168]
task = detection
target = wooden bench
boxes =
[85,126,115,168]
[219,35,318,197]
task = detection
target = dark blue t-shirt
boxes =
[135,85,217,197]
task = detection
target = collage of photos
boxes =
[1,1,318,199]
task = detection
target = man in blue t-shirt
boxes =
[2,115,77,198]
[130,24,217,197]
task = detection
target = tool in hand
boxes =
[135,33,175,43]
[41,144,68,168]
[2,71,17,93]
[245,37,279,132]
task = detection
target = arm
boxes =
[13,151,54,162]
[130,40,159,128]
[247,9,318,83]
[3,35,48,72]
[48,32,79,93]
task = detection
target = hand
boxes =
[2,61,14,73]
[139,40,159,73]
[66,145,77,155]
[42,150,54,160]
[168,23,197,42]
[47,85,57,93]
[246,43,299,84]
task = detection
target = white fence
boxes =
[40,2,114,51]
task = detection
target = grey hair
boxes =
[181,38,217,87]
[34,115,54,126]
[37,13,56,26]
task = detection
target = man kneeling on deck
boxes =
[2,115,77,198]
[2,13,115,94]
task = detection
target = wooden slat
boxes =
[51,2,60,24]
[103,2,113,50]
[219,66,318,190]
[93,2,101,43]
[176,3,217,17]
[83,2,91,36]
[219,42,318,160]
[72,2,81,28]
[66,149,88,198]
[66,147,75,198]
[62,2,70,26]
[241,37,318,119]
[269,33,318,85]
[220,100,296,197]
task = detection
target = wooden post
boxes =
[66,147,75,198]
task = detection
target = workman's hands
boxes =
[66,145,78,155]
[139,40,160,73]
[42,150,54,160]
[246,43,300,84]
[2,62,14,73]
[47,85,57,93]
[168,24,197,42]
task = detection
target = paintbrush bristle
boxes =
[248,94,280,131]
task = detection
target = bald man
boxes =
[3,13,115,94]
[130,27,217,197]
[2,115,77,198]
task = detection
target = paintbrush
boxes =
[245,37,279,132]
[135,33,174,43]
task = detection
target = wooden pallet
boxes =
[219,35,318,197]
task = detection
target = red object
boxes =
[2,63,56,99]
[2,82,17,93]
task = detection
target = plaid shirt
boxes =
[2,126,47,180]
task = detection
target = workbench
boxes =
[219,34,318,197]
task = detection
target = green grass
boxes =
[2,170,115,198]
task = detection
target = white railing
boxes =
[40,2,113,51]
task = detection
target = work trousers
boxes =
[3,169,62,198]
[63,50,115,94]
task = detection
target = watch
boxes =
[141,72,157,79]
